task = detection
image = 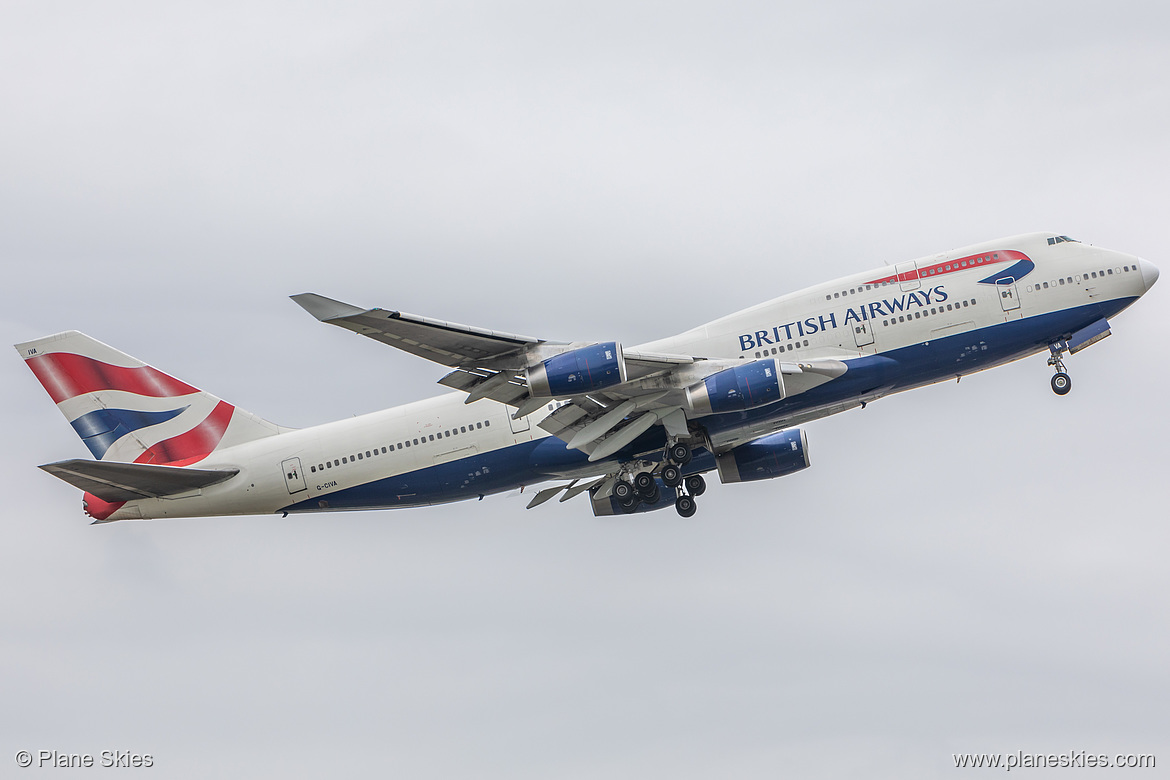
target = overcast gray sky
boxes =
[2,2,1168,777]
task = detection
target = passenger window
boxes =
[334,459,339,466]
[405,441,410,448]
[413,438,419,445]
[342,457,348,463]
[326,462,332,469]
[1042,282,1048,289]
[357,453,363,460]
[1108,268,1114,275]
[485,420,490,427]
[1058,278,1065,285]
[834,292,840,298]
[476,422,482,429]
[311,465,316,473]
[803,340,808,346]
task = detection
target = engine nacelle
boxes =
[686,358,785,416]
[527,342,626,397]
[716,428,809,484]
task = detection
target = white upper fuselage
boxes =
[109,233,1157,520]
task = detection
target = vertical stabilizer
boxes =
[16,331,285,466]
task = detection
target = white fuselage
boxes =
[110,233,1156,520]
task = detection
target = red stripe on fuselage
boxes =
[26,353,199,404]
[134,401,234,466]
[865,249,1030,286]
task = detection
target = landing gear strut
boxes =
[1048,345,1072,396]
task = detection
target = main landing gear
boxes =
[614,441,707,517]
[663,440,705,518]
[673,474,705,517]
[1048,344,1072,396]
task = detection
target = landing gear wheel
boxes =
[675,495,697,518]
[613,481,634,501]
[661,464,682,488]
[633,471,656,496]
[642,485,661,505]
[669,442,692,465]
[618,496,639,514]
[684,474,706,497]
[1047,345,1071,396]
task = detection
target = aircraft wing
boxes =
[40,459,239,503]
[293,293,845,462]
[291,293,555,370]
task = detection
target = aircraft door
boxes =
[997,278,1021,312]
[896,261,921,291]
[851,319,875,348]
[281,457,307,494]
[509,409,531,434]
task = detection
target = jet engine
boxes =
[715,429,809,484]
[527,342,627,397]
[686,358,785,416]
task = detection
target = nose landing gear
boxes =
[1048,344,1072,395]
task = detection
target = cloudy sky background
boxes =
[2,1,1168,777]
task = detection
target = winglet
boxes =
[290,293,369,322]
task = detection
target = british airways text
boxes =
[738,285,949,350]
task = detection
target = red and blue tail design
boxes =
[17,331,281,467]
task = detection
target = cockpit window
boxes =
[1047,235,1080,245]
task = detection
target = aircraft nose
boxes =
[1138,257,1160,291]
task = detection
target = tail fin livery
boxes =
[16,331,284,466]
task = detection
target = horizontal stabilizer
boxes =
[40,459,239,503]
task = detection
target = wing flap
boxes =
[438,369,530,406]
[40,459,239,503]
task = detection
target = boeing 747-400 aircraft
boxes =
[18,233,1159,522]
